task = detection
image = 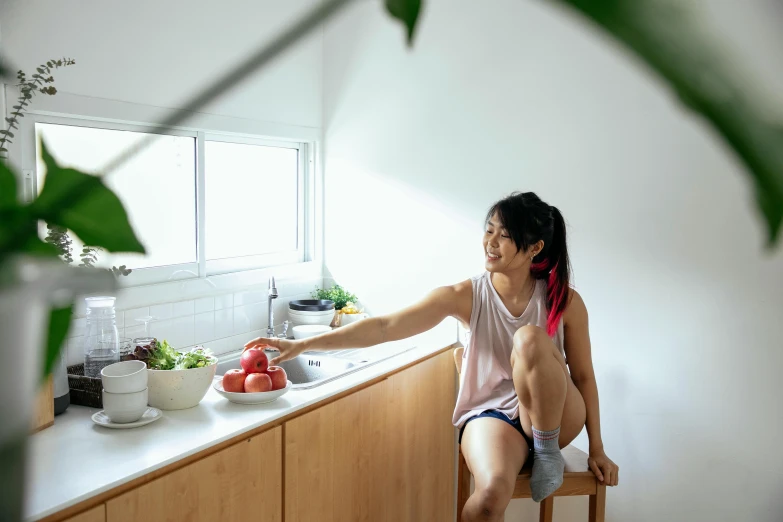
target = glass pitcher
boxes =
[83,296,120,378]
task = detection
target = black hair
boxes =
[486,192,571,336]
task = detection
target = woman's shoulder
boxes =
[563,288,588,325]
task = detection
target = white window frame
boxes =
[202,133,310,276]
[16,111,314,287]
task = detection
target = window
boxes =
[32,119,311,284]
[205,138,304,274]
[36,123,198,271]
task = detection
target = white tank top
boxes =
[452,272,565,428]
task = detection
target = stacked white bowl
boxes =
[288,299,335,327]
[100,360,149,423]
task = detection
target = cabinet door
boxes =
[285,380,390,522]
[64,505,105,522]
[107,426,282,522]
[387,351,457,522]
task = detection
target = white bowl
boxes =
[292,324,332,339]
[213,379,291,405]
[102,388,149,424]
[101,360,148,393]
[287,309,334,327]
[340,312,369,326]
[147,363,217,410]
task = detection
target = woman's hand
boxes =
[243,336,306,365]
[587,449,619,486]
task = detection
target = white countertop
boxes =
[24,323,456,521]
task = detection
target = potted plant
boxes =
[312,284,361,326]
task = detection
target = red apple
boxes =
[240,348,269,374]
[267,366,288,390]
[245,373,273,393]
[222,369,247,393]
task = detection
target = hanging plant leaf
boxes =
[32,140,145,254]
[385,0,422,45]
[554,0,783,246]
[43,305,72,379]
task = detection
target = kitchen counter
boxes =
[24,322,457,521]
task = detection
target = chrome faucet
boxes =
[267,276,278,337]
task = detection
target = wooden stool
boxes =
[457,445,606,522]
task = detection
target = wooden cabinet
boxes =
[284,351,457,522]
[64,505,105,522]
[285,380,390,522]
[386,350,457,522]
[106,426,282,522]
[48,347,457,522]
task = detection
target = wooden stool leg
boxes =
[538,496,554,522]
[457,451,471,521]
[588,483,606,522]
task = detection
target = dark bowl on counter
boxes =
[288,299,335,312]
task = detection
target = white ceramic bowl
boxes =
[101,360,148,393]
[292,324,332,340]
[102,388,149,424]
[213,379,291,405]
[147,363,217,410]
[287,309,335,327]
[340,312,369,326]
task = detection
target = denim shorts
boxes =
[459,409,534,453]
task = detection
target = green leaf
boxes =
[43,305,72,379]
[0,159,18,209]
[385,0,422,45]
[0,130,14,138]
[554,0,783,245]
[32,140,146,254]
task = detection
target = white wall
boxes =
[0,0,323,127]
[323,1,783,521]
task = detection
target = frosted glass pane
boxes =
[36,123,197,269]
[205,141,298,260]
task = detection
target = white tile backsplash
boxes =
[63,276,322,369]
[233,302,265,335]
[194,312,215,344]
[214,308,234,339]
[234,289,266,306]
[67,317,86,339]
[194,297,214,314]
[151,316,194,347]
[124,306,151,325]
[150,303,173,321]
[124,324,146,340]
[172,300,195,318]
[214,294,233,310]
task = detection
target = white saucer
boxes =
[91,407,163,429]
[213,378,291,404]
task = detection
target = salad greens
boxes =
[131,339,216,370]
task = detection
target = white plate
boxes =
[213,378,292,404]
[91,407,163,429]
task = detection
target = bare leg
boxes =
[510,325,567,430]
[510,325,585,502]
[460,417,529,522]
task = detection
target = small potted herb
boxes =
[312,284,364,327]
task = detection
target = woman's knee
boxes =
[472,475,513,518]
[511,325,547,367]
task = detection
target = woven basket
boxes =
[67,363,103,408]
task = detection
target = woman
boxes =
[245,192,618,521]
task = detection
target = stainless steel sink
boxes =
[215,350,372,389]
